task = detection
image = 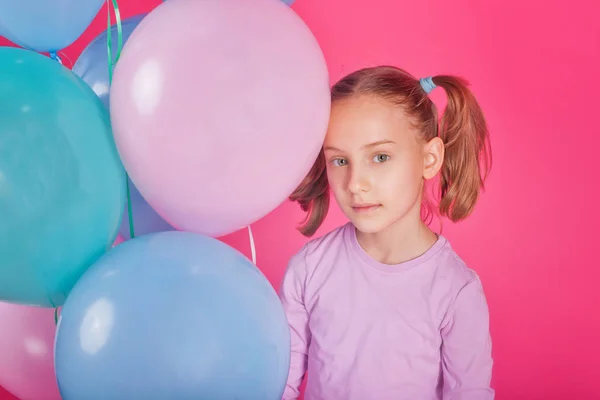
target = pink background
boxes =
[1,0,599,399]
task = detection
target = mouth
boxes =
[351,204,381,213]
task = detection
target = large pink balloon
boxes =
[110,0,330,237]
[0,303,61,400]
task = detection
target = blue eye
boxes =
[373,154,390,163]
[332,158,348,167]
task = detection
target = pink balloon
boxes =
[110,0,330,237]
[0,303,61,400]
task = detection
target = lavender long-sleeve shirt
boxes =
[279,223,494,400]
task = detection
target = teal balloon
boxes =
[0,47,126,307]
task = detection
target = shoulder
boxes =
[429,238,489,321]
[303,222,350,259]
[284,223,351,277]
[434,237,481,288]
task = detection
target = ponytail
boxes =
[288,151,330,237]
[433,75,492,222]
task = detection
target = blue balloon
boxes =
[73,14,175,239]
[73,14,146,109]
[0,47,126,307]
[0,0,105,52]
[119,177,175,239]
[54,231,291,400]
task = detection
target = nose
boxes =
[347,164,370,194]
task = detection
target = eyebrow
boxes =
[323,140,396,152]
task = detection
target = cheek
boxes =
[326,167,342,186]
[326,167,347,196]
[381,160,423,197]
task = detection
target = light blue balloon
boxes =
[73,14,146,109]
[73,14,175,239]
[55,231,291,400]
[0,0,105,52]
[119,176,175,239]
[0,47,126,307]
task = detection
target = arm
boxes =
[440,276,494,400]
[279,247,311,400]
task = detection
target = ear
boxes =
[422,137,444,180]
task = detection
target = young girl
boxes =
[279,66,494,399]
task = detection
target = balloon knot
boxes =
[49,51,63,64]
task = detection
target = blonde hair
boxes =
[290,66,492,237]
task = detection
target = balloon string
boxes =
[58,51,74,69]
[247,225,257,265]
[48,297,58,325]
[106,0,135,239]
[126,180,135,238]
[106,0,123,82]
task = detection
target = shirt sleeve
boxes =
[440,275,495,400]
[279,246,311,400]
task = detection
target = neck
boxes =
[355,208,438,265]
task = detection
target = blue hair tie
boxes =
[419,77,436,94]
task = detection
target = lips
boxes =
[351,204,380,213]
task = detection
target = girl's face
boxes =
[323,95,442,234]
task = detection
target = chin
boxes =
[348,216,391,235]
